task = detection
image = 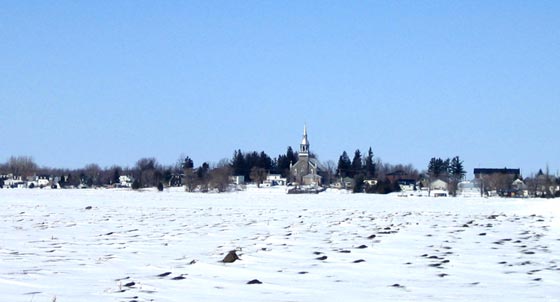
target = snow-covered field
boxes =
[1,188,559,302]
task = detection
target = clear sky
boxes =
[1,1,559,177]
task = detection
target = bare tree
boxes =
[481,173,515,196]
[83,163,102,187]
[184,167,197,192]
[321,160,336,186]
[544,165,554,198]
[209,166,232,192]
[0,162,8,174]
[135,157,161,187]
[7,156,38,179]
[250,167,267,188]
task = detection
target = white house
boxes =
[430,179,448,197]
[119,175,133,188]
[264,174,287,186]
[512,179,529,197]
[333,177,354,190]
[3,174,25,188]
[34,175,51,188]
[398,179,416,192]
[430,179,448,190]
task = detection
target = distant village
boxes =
[1,126,559,198]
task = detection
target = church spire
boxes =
[300,124,309,155]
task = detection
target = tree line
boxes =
[0,147,303,191]
[2,152,558,198]
[0,156,184,190]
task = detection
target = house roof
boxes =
[474,168,520,175]
[292,157,323,171]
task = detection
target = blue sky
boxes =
[1,1,559,177]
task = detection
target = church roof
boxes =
[292,157,323,170]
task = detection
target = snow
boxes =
[1,188,559,301]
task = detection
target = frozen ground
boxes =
[1,187,559,301]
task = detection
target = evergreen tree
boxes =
[231,150,245,176]
[270,157,279,175]
[375,179,393,194]
[351,149,363,178]
[58,174,66,188]
[257,151,273,171]
[244,151,259,179]
[276,146,297,177]
[428,157,449,179]
[182,156,194,169]
[286,146,297,166]
[197,162,210,191]
[111,167,121,185]
[353,173,365,193]
[448,156,466,197]
[337,151,351,178]
[449,156,465,180]
[66,173,80,187]
[276,154,290,177]
[364,147,376,178]
[197,162,210,179]
[163,168,173,185]
[131,179,141,190]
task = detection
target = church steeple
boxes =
[300,124,309,156]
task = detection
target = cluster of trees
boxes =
[2,156,38,178]
[181,156,232,192]
[524,168,560,198]
[335,148,415,194]
[181,147,302,191]
[427,156,466,196]
[479,167,560,198]
[231,150,273,187]
[0,148,302,192]
[336,148,376,179]
[0,156,183,190]
[230,147,311,187]
[336,148,377,193]
[181,147,298,192]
